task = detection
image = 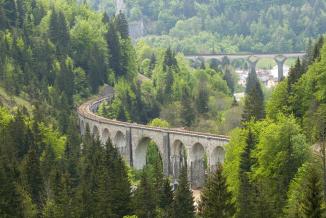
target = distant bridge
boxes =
[78,95,229,188]
[185,52,306,81]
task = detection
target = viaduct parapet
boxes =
[78,96,229,188]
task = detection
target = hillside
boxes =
[83,0,326,53]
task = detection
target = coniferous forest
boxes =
[0,0,326,218]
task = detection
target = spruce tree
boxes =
[163,48,178,71]
[105,138,132,217]
[196,84,209,114]
[180,86,195,127]
[149,53,157,72]
[160,177,173,214]
[288,58,303,89]
[21,147,44,207]
[3,0,17,27]
[199,164,235,218]
[173,166,195,218]
[300,167,325,218]
[245,68,258,94]
[106,21,122,76]
[223,68,235,94]
[48,9,70,55]
[237,129,256,218]
[209,58,220,71]
[16,0,25,28]
[0,157,24,217]
[115,12,129,39]
[242,72,264,122]
[133,170,157,218]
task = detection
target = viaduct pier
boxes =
[78,96,229,188]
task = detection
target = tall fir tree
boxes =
[237,129,256,218]
[288,58,303,89]
[242,70,265,122]
[106,20,122,76]
[245,68,258,94]
[173,166,195,218]
[163,48,178,71]
[115,12,129,39]
[196,84,209,114]
[223,67,235,94]
[3,0,17,27]
[160,177,174,215]
[133,170,157,218]
[105,138,132,217]
[180,86,195,127]
[199,164,235,218]
[21,147,44,208]
[0,156,24,217]
[300,167,325,218]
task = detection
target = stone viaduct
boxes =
[186,52,305,81]
[78,96,229,188]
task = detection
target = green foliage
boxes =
[173,166,195,218]
[148,118,170,128]
[300,166,325,218]
[133,170,157,218]
[242,69,265,122]
[199,164,235,218]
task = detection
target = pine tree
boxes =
[160,177,173,214]
[199,164,235,218]
[245,68,258,94]
[288,58,303,88]
[106,21,122,76]
[115,12,129,39]
[3,0,17,27]
[173,166,195,218]
[149,53,157,72]
[133,170,157,218]
[0,157,24,217]
[7,108,30,160]
[180,86,195,127]
[209,58,220,71]
[48,9,70,56]
[87,44,106,93]
[242,74,265,122]
[16,0,25,28]
[21,147,44,207]
[105,138,132,217]
[300,167,325,218]
[312,36,324,62]
[237,129,256,218]
[0,4,7,30]
[163,48,178,71]
[164,67,174,102]
[196,85,209,114]
[223,68,235,94]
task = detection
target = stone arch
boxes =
[190,143,206,189]
[85,122,90,133]
[114,131,126,148]
[211,146,225,166]
[191,143,205,161]
[134,137,162,170]
[171,140,187,180]
[92,125,99,138]
[102,128,110,144]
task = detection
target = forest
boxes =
[0,0,325,217]
[84,0,326,53]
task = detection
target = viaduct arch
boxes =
[78,96,229,188]
[186,52,305,81]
